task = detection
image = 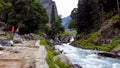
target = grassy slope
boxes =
[73,31,120,51]
[72,15,120,52]
[40,37,71,68]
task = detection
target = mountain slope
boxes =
[62,16,72,29]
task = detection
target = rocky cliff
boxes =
[38,0,58,26]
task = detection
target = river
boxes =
[55,37,120,68]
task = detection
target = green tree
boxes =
[0,0,12,23]
[68,20,77,30]
[76,0,100,33]
[0,0,49,34]
[98,0,120,18]
[70,8,77,20]
[50,16,64,38]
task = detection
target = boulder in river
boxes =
[58,35,71,43]
[111,49,120,56]
[73,64,82,68]
[54,55,72,66]
[48,35,71,45]
[98,52,120,58]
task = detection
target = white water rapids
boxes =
[55,37,120,68]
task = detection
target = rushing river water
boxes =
[55,37,120,68]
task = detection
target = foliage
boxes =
[40,37,71,68]
[0,0,49,34]
[72,30,120,51]
[70,0,120,52]
[108,15,120,23]
[99,0,119,13]
[57,29,77,37]
[49,16,64,38]
[69,0,100,34]
[70,8,77,20]
[68,20,77,30]
[0,31,14,39]
[79,31,100,46]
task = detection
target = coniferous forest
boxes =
[69,0,120,51]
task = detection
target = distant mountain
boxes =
[62,16,72,29]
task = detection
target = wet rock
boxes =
[48,39,61,46]
[58,35,71,43]
[0,44,4,50]
[73,64,82,68]
[98,52,120,58]
[48,35,71,45]
[13,33,23,43]
[111,49,120,56]
[0,37,13,46]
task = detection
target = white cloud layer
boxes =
[53,0,78,17]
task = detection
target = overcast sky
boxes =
[53,0,78,18]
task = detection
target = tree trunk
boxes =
[117,0,120,16]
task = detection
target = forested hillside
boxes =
[69,0,120,52]
[0,0,49,34]
[0,0,64,38]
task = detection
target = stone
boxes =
[98,52,120,58]
[73,64,82,68]
[0,51,7,57]
[58,35,71,43]
[35,41,49,68]
[0,37,13,46]
[0,44,4,50]
[0,40,49,68]
[22,33,39,40]
[39,0,58,25]
[111,49,120,56]
[54,55,72,66]
[13,33,23,43]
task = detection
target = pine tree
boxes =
[76,0,100,33]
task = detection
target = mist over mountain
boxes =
[62,16,72,29]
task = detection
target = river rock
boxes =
[48,35,71,45]
[58,35,71,43]
[0,44,4,50]
[73,64,82,68]
[54,55,72,66]
[111,49,120,56]
[13,33,23,43]
[98,52,120,58]
[0,37,13,46]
